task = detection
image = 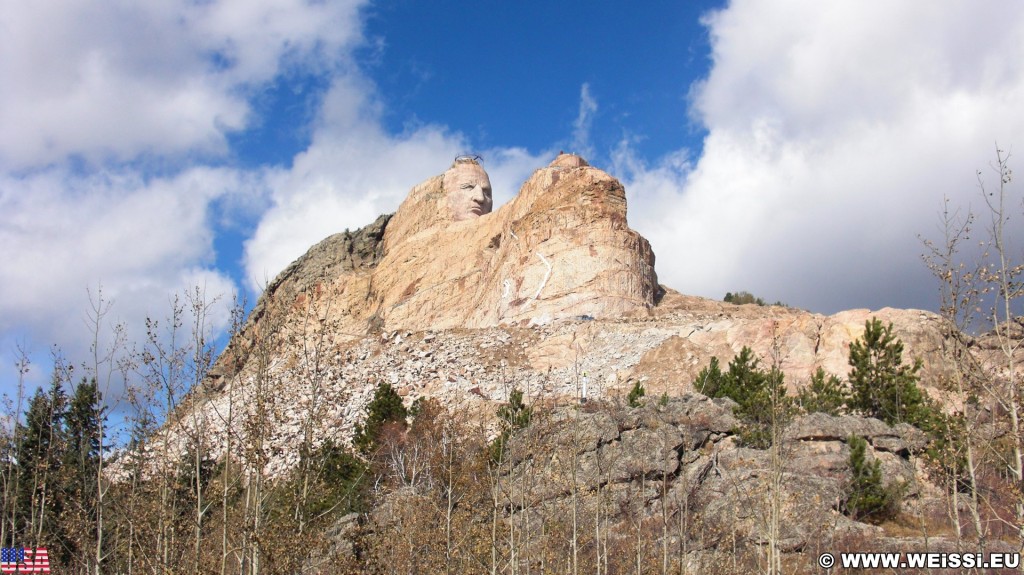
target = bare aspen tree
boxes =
[661,426,671,575]
[184,286,219,572]
[138,294,188,570]
[240,280,288,575]
[219,296,246,575]
[442,414,458,575]
[83,285,128,575]
[764,322,790,575]
[594,419,608,575]
[978,147,1024,552]
[922,198,989,548]
[675,427,699,575]
[635,472,646,575]
[571,345,583,575]
[121,371,158,575]
[1,346,30,548]
[290,277,343,545]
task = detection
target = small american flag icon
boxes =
[1,547,50,573]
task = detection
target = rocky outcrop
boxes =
[206,214,391,387]
[373,154,659,330]
[141,151,1010,572]
[207,154,660,387]
[485,397,928,567]
[183,154,959,477]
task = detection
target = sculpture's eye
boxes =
[461,183,475,190]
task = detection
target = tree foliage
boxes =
[843,435,900,524]
[627,380,646,408]
[847,318,933,428]
[695,347,791,448]
[798,367,849,416]
[723,291,787,307]
[15,374,67,549]
[353,381,408,454]
[490,387,532,462]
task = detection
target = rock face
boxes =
[210,154,659,388]
[374,154,659,330]
[490,398,928,564]
[206,214,391,388]
[187,153,957,475]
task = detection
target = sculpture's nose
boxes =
[470,185,485,203]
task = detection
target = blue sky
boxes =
[4,0,1024,402]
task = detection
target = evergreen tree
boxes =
[798,367,849,416]
[847,318,930,427]
[175,439,215,504]
[14,373,66,546]
[489,388,532,462]
[60,378,104,561]
[695,347,792,448]
[65,378,103,483]
[694,356,725,397]
[627,380,646,408]
[843,435,899,523]
[496,388,532,431]
[723,347,766,408]
[353,381,408,454]
[316,440,369,513]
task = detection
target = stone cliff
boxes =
[181,153,958,479]
[376,153,659,330]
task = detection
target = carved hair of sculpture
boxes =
[443,157,493,221]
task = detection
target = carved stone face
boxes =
[443,162,493,221]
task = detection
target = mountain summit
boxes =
[196,154,949,469]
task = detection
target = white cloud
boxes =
[623,0,1024,313]
[0,166,248,404]
[571,83,598,158]
[0,0,367,170]
[0,0,368,399]
[0,166,246,335]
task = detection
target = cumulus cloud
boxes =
[623,0,1024,313]
[0,166,249,391]
[0,0,368,395]
[0,0,553,402]
[0,0,367,170]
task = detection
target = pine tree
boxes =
[489,388,532,462]
[695,347,791,448]
[627,380,646,407]
[843,435,899,523]
[353,381,408,454]
[694,356,725,397]
[61,378,104,562]
[798,367,849,416]
[15,374,66,547]
[847,318,930,427]
[65,378,102,483]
